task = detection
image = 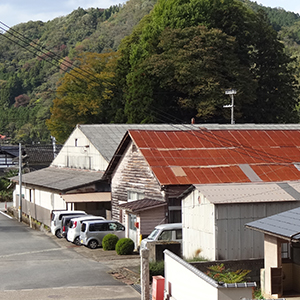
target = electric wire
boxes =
[0,22,113,94]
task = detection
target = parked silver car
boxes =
[67,215,106,245]
[80,220,125,249]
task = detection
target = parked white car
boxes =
[67,215,106,245]
[80,220,125,249]
[50,210,87,238]
[140,223,182,251]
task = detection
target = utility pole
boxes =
[51,136,57,159]
[18,143,22,222]
[224,89,237,124]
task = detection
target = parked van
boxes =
[140,223,182,251]
[67,215,106,245]
[50,210,87,238]
[80,220,125,249]
[61,214,90,238]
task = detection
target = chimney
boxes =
[191,118,195,124]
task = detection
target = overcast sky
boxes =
[0,0,300,28]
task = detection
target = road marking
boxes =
[0,211,13,219]
[0,247,62,258]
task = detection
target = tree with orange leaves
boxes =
[46,51,119,143]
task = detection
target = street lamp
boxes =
[223,89,237,125]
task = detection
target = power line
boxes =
[0,21,113,90]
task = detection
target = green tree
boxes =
[118,0,299,124]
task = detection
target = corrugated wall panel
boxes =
[216,202,300,260]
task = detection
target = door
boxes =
[128,214,137,248]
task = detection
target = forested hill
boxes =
[0,0,300,144]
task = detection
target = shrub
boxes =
[206,263,251,283]
[149,260,164,279]
[115,238,134,255]
[102,234,119,250]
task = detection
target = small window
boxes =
[175,229,182,239]
[158,230,172,241]
[108,222,118,231]
[75,138,78,147]
[81,223,86,232]
[281,243,290,259]
[128,191,144,202]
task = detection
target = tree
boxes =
[118,0,299,124]
[46,52,119,143]
[136,26,255,122]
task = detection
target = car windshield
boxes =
[147,229,160,240]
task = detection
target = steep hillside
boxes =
[0,0,299,144]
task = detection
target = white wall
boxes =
[164,250,254,300]
[13,184,66,212]
[182,189,216,260]
[51,126,108,171]
[183,188,300,260]
[164,250,217,300]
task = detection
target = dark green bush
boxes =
[115,238,134,255]
[102,234,119,250]
[149,261,164,278]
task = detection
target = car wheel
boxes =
[55,229,62,238]
[74,237,81,246]
[88,240,98,249]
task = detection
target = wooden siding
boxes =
[140,206,166,237]
[111,141,165,221]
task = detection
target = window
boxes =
[158,230,172,241]
[281,243,290,259]
[75,138,78,147]
[175,229,182,239]
[128,191,144,202]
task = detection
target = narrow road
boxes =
[0,211,140,300]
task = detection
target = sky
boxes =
[0,0,300,28]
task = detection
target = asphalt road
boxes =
[0,211,140,300]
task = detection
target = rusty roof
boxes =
[118,199,167,212]
[125,129,300,185]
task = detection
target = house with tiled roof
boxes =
[104,126,300,251]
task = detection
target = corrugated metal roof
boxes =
[78,123,300,163]
[11,167,103,192]
[118,199,167,212]
[193,182,300,204]
[246,206,300,240]
[128,129,300,185]
[78,124,197,162]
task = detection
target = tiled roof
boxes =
[246,206,300,240]
[118,199,167,212]
[11,167,103,192]
[127,129,300,185]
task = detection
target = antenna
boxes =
[224,89,237,125]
